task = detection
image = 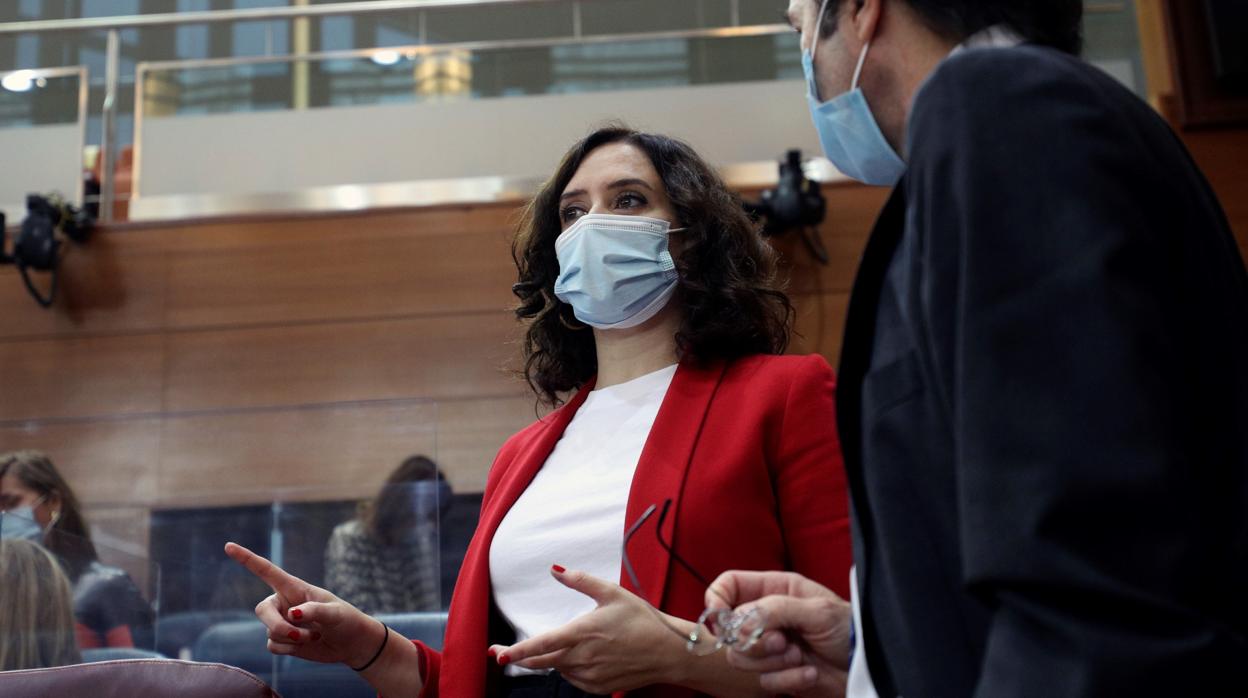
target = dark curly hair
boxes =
[511,126,794,407]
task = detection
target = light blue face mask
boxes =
[553,213,682,330]
[0,506,45,543]
[803,0,906,187]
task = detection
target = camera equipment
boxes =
[744,150,829,264]
[0,193,94,308]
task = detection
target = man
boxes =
[710,1,1248,696]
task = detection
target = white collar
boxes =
[949,24,1024,57]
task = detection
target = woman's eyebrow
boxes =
[560,178,655,202]
[606,178,654,192]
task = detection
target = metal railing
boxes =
[0,0,1133,223]
[0,0,575,221]
[130,22,790,201]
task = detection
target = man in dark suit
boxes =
[709,1,1248,696]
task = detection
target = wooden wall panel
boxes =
[161,208,519,329]
[0,419,161,504]
[0,230,168,340]
[790,292,851,369]
[436,395,543,493]
[0,333,165,421]
[0,395,534,510]
[157,400,442,506]
[161,312,525,413]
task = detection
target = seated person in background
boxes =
[0,538,82,671]
[324,455,449,614]
[0,450,155,650]
[227,125,852,697]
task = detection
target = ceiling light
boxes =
[371,50,401,66]
[2,70,36,92]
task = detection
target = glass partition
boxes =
[0,398,459,695]
[0,66,87,221]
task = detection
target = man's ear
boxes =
[850,0,883,44]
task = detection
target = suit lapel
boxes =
[837,184,907,475]
[620,359,727,608]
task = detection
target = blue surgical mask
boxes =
[802,0,906,186]
[553,213,682,330]
[0,506,45,543]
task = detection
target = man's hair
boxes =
[821,0,1084,55]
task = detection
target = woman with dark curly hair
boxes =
[227,126,851,697]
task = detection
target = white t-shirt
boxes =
[489,364,678,676]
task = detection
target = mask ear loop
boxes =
[810,0,831,65]
[851,41,871,91]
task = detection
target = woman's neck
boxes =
[592,305,681,390]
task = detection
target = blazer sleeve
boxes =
[908,48,1247,696]
[770,354,853,599]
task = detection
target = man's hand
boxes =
[707,570,852,697]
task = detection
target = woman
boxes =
[0,538,82,671]
[226,126,852,697]
[0,450,155,650]
[324,455,450,613]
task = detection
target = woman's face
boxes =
[558,142,680,230]
[0,472,57,528]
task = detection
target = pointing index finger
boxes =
[225,541,306,601]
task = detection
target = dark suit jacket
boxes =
[417,355,852,697]
[838,45,1248,697]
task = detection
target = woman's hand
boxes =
[706,570,852,697]
[489,566,689,694]
[223,542,386,669]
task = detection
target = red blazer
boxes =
[415,354,851,697]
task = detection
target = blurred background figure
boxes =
[0,450,154,650]
[0,538,82,671]
[324,455,450,614]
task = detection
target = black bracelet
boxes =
[351,621,390,672]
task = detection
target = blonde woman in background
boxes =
[0,538,82,671]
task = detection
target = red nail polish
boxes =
[487,647,497,658]
[311,632,322,642]
[288,631,300,641]
[552,564,566,574]
[498,654,511,666]
[291,609,303,620]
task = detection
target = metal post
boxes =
[292,0,311,110]
[100,28,120,223]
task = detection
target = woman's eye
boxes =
[615,192,646,209]
[560,207,585,223]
